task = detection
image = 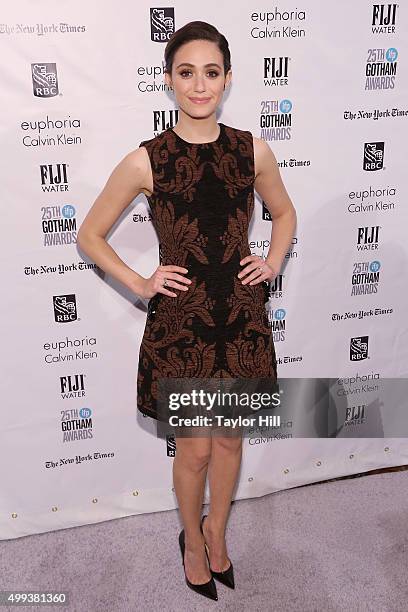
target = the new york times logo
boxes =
[32,63,58,97]
[53,294,78,323]
[363,142,384,171]
[350,336,369,361]
[150,8,175,42]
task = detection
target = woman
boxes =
[78,21,296,602]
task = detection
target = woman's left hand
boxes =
[238,255,278,285]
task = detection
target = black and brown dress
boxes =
[136,122,277,420]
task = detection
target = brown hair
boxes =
[164,21,231,75]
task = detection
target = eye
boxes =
[208,70,220,78]
[179,69,192,77]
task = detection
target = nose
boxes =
[193,73,206,93]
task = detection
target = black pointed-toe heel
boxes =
[178,529,218,601]
[201,515,235,589]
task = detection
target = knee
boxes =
[212,435,243,454]
[176,442,211,472]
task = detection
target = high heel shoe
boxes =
[201,515,235,589]
[178,529,218,601]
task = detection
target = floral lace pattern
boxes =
[137,122,277,419]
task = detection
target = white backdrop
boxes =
[1,1,407,540]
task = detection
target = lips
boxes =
[189,97,211,103]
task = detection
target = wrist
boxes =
[265,256,282,276]
[127,271,147,298]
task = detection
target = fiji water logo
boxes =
[260,99,293,141]
[32,63,59,97]
[152,109,179,135]
[263,56,290,86]
[365,47,398,90]
[372,4,398,34]
[40,163,69,192]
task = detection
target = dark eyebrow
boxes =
[175,62,222,69]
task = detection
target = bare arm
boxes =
[77,147,190,299]
[253,137,297,273]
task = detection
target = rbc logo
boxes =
[150,8,175,42]
[53,294,78,323]
[32,63,59,98]
[363,142,384,171]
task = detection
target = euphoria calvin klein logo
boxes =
[31,63,59,97]
[350,336,369,361]
[40,163,68,192]
[372,4,398,34]
[363,142,384,171]
[263,57,290,86]
[150,8,175,42]
[53,294,78,323]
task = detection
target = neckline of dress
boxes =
[169,122,223,145]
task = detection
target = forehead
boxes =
[173,39,223,66]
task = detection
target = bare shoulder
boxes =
[252,136,278,179]
[120,146,152,196]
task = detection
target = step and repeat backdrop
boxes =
[1,1,408,539]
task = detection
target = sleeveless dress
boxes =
[136,122,277,420]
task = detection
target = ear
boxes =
[224,69,232,89]
[164,71,172,89]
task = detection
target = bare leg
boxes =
[203,429,243,572]
[173,430,212,584]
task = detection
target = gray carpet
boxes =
[1,470,408,612]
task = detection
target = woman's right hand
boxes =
[141,265,192,299]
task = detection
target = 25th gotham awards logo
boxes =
[53,294,78,322]
[31,63,59,97]
[150,7,175,42]
[363,142,384,171]
[365,47,398,90]
[259,99,293,140]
